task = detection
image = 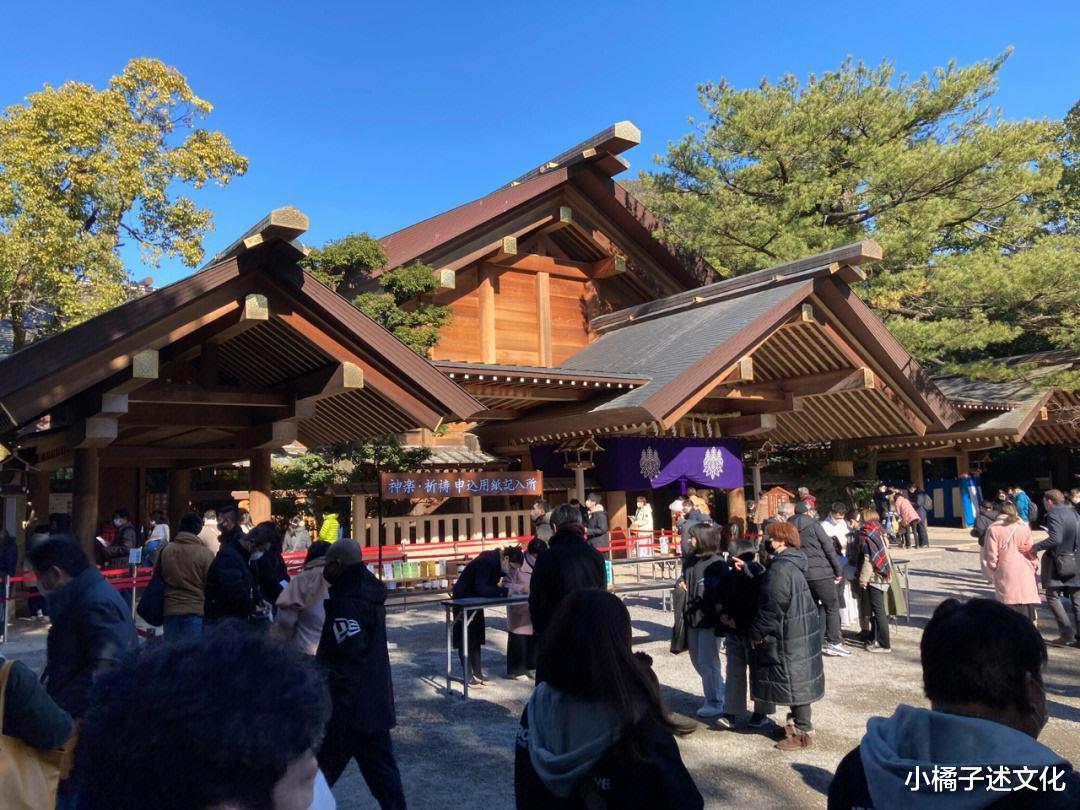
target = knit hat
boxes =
[324,537,363,567]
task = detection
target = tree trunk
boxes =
[9,302,26,351]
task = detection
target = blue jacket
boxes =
[42,567,137,717]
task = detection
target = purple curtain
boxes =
[530,438,743,491]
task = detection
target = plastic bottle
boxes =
[604,559,613,590]
[660,535,670,556]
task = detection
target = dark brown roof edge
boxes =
[500,121,641,189]
[590,240,882,334]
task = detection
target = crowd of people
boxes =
[2,483,1079,808]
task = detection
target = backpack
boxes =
[1026,499,1039,523]
[684,556,730,630]
[918,492,933,513]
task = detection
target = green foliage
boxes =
[644,53,1079,383]
[303,231,451,356]
[271,435,431,493]
[354,263,451,355]
[301,231,386,287]
[0,58,246,350]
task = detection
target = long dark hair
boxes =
[538,590,694,757]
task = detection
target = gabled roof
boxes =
[375,122,713,292]
[0,209,482,460]
[477,242,960,446]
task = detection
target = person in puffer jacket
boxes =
[829,598,1080,809]
[515,589,701,810]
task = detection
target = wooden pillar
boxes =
[72,448,100,558]
[907,452,925,490]
[168,468,191,528]
[536,271,552,367]
[608,490,628,531]
[350,494,368,545]
[751,464,763,501]
[28,469,50,527]
[249,449,272,524]
[956,450,971,478]
[469,495,483,541]
[479,266,497,364]
[727,487,747,537]
[135,466,146,533]
[573,467,586,502]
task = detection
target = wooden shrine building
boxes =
[0,209,481,556]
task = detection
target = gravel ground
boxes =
[4,527,1079,809]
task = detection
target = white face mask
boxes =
[113,518,124,528]
[249,550,265,562]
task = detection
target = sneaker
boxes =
[823,643,852,657]
[867,645,892,654]
[716,714,738,729]
[746,713,771,729]
[775,728,814,751]
[696,703,725,718]
[467,676,485,687]
[1050,636,1076,647]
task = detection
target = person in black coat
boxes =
[749,522,825,751]
[204,509,272,626]
[528,504,607,643]
[1032,490,1080,645]
[790,502,847,656]
[451,547,514,684]
[584,492,610,551]
[28,537,137,719]
[316,538,405,808]
[248,521,290,608]
[719,539,775,729]
[515,589,702,810]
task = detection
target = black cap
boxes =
[794,501,812,515]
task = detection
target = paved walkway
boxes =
[3,527,1078,808]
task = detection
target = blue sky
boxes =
[4,1,1078,284]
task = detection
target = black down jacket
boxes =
[748,549,824,707]
[529,525,606,639]
[789,514,842,582]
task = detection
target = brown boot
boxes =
[774,727,813,751]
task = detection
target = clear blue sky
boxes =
[4,1,1078,284]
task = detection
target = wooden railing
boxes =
[356,509,532,546]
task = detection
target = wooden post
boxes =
[573,467,586,502]
[536,271,552,367]
[727,487,747,524]
[479,267,497,364]
[751,464,763,501]
[249,449,272,524]
[72,448,100,558]
[955,450,971,478]
[350,494,368,545]
[470,495,483,541]
[608,490,628,531]
[135,466,147,534]
[168,468,191,528]
[908,452,925,489]
[28,469,50,528]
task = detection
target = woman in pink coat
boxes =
[983,503,1040,620]
[506,537,547,679]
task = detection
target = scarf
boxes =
[860,523,891,578]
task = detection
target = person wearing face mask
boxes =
[450,545,514,685]
[748,522,825,751]
[103,508,138,565]
[203,506,272,626]
[27,536,136,809]
[828,598,1080,808]
[316,538,405,808]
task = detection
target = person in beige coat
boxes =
[274,541,331,655]
[157,512,215,641]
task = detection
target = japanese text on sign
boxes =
[380,471,543,500]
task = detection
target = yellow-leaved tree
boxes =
[0,58,247,350]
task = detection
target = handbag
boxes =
[0,661,65,809]
[137,565,166,627]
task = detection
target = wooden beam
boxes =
[791,368,874,407]
[67,416,118,449]
[591,255,627,279]
[106,349,160,395]
[489,236,518,264]
[120,403,270,428]
[293,361,365,403]
[129,383,291,408]
[206,293,270,346]
[539,205,573,233]
[722,413,777,437]
[486,253,591,280]
[235,419,298,450]
[479,266,497,364]
[536,272,552,367]
[716,367,866,400]
[99,446,252,462]
[471,408,521,421]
